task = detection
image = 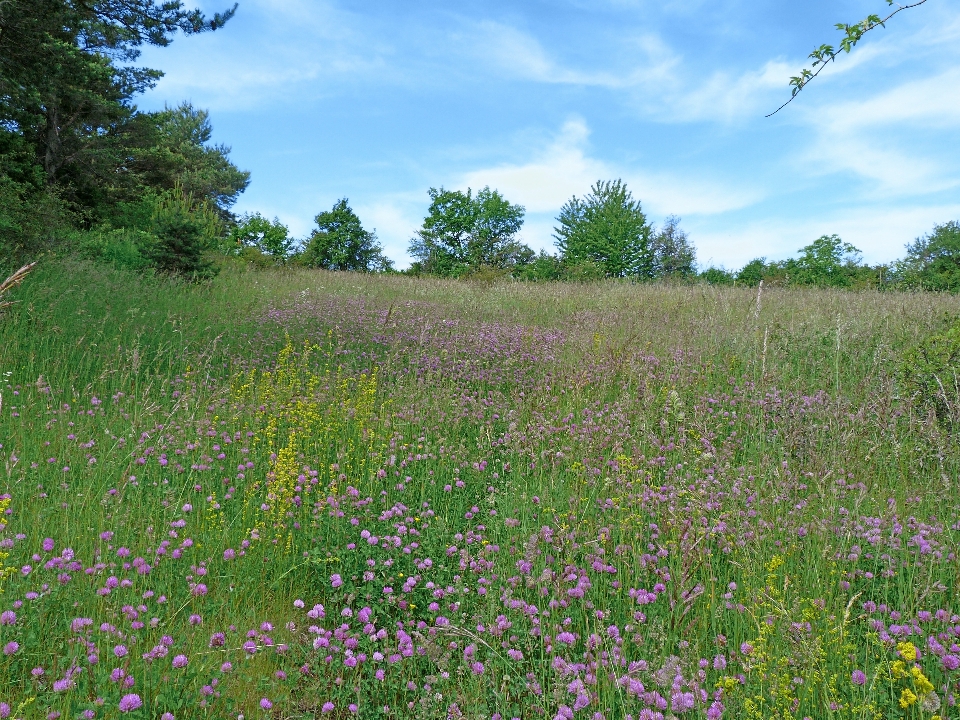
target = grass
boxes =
[0,259,959,720]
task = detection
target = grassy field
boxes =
[1,260,959,720]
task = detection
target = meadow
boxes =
[1,260,959,720]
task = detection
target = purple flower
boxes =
[3,641,18,655]
[260,698,273,710]
[221,661,233,673]
[0,610,15,625]
[321,702,335,713]
[42,538,55,552]
[330,574,343,588]
[161,714,175,720]
[114,645,128,658]
[0,702,9,719]
[851,669,867,686]
[471,661,485,675]
[739,642,754,655]
[556,632,576,645]
[943,654,960,671]
[172,654,188,668]
[223,548,236,561]
[118,694,142,713]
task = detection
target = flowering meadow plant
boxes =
[0,262,959,719]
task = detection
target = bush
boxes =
[700,267,735,285]
[895,221,960,292]
[899,321,960,428]
[72,228,155,272]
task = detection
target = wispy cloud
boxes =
[460,118,759,216]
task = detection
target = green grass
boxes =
[0,259,958,720]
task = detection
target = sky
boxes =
[135,0,960,270]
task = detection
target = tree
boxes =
[770,0,929,116]
[132,103,249,217]
[301,199,392,272]
[230,213,293,259]
[0,0,236,216]
[146,207,214,278]
[786,234,862,287]
[895,221,960,292]
[409,187,527,276]
[651,216,696,278]
[554,180,653,278]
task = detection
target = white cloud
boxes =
[460,118,759,216]
[692,202,960,269]
[465,21,677,89]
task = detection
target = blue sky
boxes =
[136,0,960,270]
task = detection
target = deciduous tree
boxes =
[554,180,653,279]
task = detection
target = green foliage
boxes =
[773,0,928,115]
[700,266,736,285]
[786,234,862,287]
[895,221,960,292]
[651,215,696,278]
[146,207,215,279]
[0,177,72,266]
[0,0,241,242]
[899,319,960,428]
[130,103,250,217]
[554,179,653,278]
[72,227,155,271]
[300,199,392,272]
[229,213,293,259]
[513,251,565,282]
[736,258,768,287]
[409,187,527,277]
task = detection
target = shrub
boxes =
[899,321,960,428]
[700,266,735,285]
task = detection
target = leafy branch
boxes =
[767,0,929,117]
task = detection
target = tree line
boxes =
[1,0,957,291]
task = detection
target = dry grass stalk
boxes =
[0,261,37,312]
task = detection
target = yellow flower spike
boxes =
[897,641,918,662]
[899,688,918,708]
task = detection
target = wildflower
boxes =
[118,694,143,713]
[114,645,128,658]
[2,641,18,655]
[899,688,918,708]
[851,669,866,686]
[0,610,15,625]
[172,654,189,668]
[221,662,233,672]
[557,631,576,645]
[260,698,273,710]
[471,661,485,675]
[331,574,343,588]
[897,641,918,662]
[161,714,175,720]
[321,702,335,713]
[43,538,55,552]
[942,654,960,671]
[740,642,754,655]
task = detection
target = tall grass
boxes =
[0,260,958,720]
